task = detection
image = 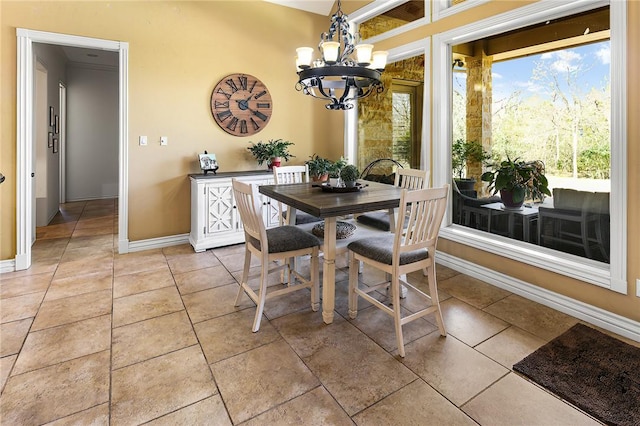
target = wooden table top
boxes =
[259,180,403,218]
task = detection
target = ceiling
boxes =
[263,0,335,15]
[61,45,119,68]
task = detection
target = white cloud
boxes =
[596,45,610,65]
[540,52,555,60]
[549,50,581,73]
[492,72,503,79]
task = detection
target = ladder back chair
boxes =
[231,179,321,332]
[356,168,430,233]
[272,165,323,225]
[347,184,449,357]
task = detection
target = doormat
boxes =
[513,323,640,426]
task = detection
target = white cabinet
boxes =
[189,171,277,252]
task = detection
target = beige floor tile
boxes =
[243,386,353,426]
[194,309,281,364]
[45,403,110,425]
[354,379,477,425]
[74,216,114,230]
[166,251,221,275]
[66,234,114,250]
[211,243,246,258]
[463,373,601,425]
[216,251,261,273]
[0,291,45,323]
[1,259,58,279]
[112,266,174,298]
[31,289,112,331]
[113,249,168,277]
[0,272,52,299]
[12,315,111,375]
[211,339,320,424]
[402,333,508,406]
[112,286,184,327]
[45,271,113,301]
[438,274,511,309]
[0,355,17,392]
[72,225,115,237]
[59,245,113,263]
[53,255,113,280]
[182,283,254,324]
[36,222,76,240]
[0,351,110,425]
[484,294,580,341]
[274,312,417,416]
[111,345,216,425]
[350,304,438,353]
[174,265,237,295]
[0,318,33,357]
[145,395,232,426]
[112,311,198,369]
[162,243,198,257]
[475,325,546,368]
[433,297,510,347]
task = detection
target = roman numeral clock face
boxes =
[211,73,273,136]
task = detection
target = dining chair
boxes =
[232,179,321,332]
[272,165,323,225]
[356,168,430,233]
[347,184,450,357]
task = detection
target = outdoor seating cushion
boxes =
[249,226,321,253]
[553,188,609,213]
[347,235,429,265]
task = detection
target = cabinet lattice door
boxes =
[206,184,235,233]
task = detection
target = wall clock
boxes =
[210,73,273,136]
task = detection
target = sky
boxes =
[453,40,611,104]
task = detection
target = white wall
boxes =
[33,43,67,225]
[66,64,118,201]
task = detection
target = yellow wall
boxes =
[373,0,639,322]
[1,1,638,323]
[0,1,344,249]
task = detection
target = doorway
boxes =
[15,29,129,271]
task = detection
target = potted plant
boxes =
[247,139,295,169]
[452,139,490,191]
[340,164,360,188]
[306,154,333,181]
[481,157,551,209]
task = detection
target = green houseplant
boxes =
[329,156,349,179]
[247,139,295,169]
[481,157,551,208]
[340,164,360,187]
[452,139,490,191]
[306,154,333,181]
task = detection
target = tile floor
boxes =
[0,198,622,424]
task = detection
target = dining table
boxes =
[259,180,404,324]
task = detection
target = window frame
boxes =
[432,0,627,293]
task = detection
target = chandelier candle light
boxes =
[295,0,388,110]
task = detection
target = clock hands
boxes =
[235,93,254,111]
[248,108,269,122]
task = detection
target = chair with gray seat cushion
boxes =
[356,168,429,232]
[273,165,323,225]
[232,178,321,332]
[348,184,449,357]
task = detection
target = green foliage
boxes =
[247,139,295,165]
[452,139,490,179]
[339,164,360,182]
[329,156,348,178]
[306,154,333,178]
[481,157,551,204]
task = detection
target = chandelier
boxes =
[295,0,388,110]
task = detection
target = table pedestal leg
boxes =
[322,217,337,324]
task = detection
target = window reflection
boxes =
[359,1,425,40]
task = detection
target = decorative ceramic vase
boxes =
[268,157,282,170]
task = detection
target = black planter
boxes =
[500,189,524,209]
[454,178,476,193]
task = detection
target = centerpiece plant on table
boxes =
[306,154,333,181]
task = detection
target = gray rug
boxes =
[513,323,640,426]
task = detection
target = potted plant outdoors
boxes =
[481,157,551,209]
[340,164,360,188]
[306,154,333,182]
[452,139,490,192]
[247,139,295,170]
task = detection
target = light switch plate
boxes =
[139,136,147,146]
[160,136,168,146]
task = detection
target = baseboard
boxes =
[436,251,640,343]
[127,233,190,253]
[0,259,16,273]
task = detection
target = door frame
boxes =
[15,29,130,270]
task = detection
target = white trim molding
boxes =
[436,253,640,343]
[432,0,491,22]
[15,29,129,270]
[351,1,430,45]
[432,0,627,294]
[0,259,16,274]
[128,234,190,253]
